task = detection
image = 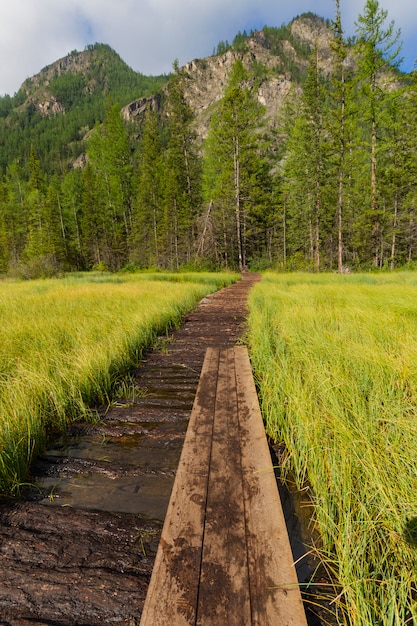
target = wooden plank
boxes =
[196,348,252,625]
[234,346,307,626]
[140,347,220,626]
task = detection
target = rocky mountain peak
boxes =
[123,14,334,138]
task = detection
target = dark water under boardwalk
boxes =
[0,274,260,626]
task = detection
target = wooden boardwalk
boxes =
[140,346,307,626]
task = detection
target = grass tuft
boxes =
[248,271,417,625]
[0,271,239,495]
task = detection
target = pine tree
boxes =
[283,47,329,270]
[382,68,417,267]
[203,60,266,270]
[23,148,49,265]
[329,0,355,271]
[355,0,402,266]
[0,175,9,272]
[1,162,28,269]
[402,67,417,264]
[163,62,201,269]
[87,100,133,269]
[79,162,106,268]
[60,169,84,269]
[44,176,69,269]
[131,107,164,267]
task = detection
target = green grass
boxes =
[0,271,238,495]
[247,272,417,625]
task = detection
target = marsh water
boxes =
[33,362,196,520]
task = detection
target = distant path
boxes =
[0,273,260,626]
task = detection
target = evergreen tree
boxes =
[22,148,49,265]
[355,0,402,266]
[44,176,69,269]
[0,175,9,272]
[203,60,266,270]
[283,47,329,270]
[375,67,417,269]
[1,162,28,269]
[79,162,106,268]
[163,62,201,269]
[401,68,417,264]
[329,0,355,271]
[131,107,164,267]
[60,169,84,269]
[86,100,133,269]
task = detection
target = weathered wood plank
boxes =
[234,346,308,626]
[141,346,307,626]
[139,347,220,626]
[196,348,251,625]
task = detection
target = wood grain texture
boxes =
[234,346,307,625]
[140,347,219,626]
[196,348,251,625]
[140,347,307,626]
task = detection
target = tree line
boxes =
[0,0,416,276]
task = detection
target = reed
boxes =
[0,271,238,495]
[247,272,417,625]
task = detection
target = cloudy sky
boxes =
[0,0,416,96]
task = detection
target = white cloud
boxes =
[0,0,415,95]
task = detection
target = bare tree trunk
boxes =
[390,192,399,270]
[234,136,243,271]
[283,199,287,269]
[337,75,345,272]
[72,205,81,253]
[196,201,213,258]
[314,176,320,271]
[337,169,344,272]
[371,111,379,267]
[222,207,229,270]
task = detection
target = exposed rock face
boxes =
[22,49,95,95]
[121,93,161,121]
[290,14,334,75]
[72,153,89,169]
[187,17,331,133]
[122,15,334,138]
[37,96,65,117]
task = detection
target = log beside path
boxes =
[140,346,307,626]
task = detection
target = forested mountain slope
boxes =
[0,43,168,174]
[0,7,414,275]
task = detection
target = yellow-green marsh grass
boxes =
[247,272,417,625]
[0,271,238,495]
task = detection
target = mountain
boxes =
[0,43,168,174]
[124,14,335,138]
[0,12,403,177]
[0,14,335,175]
[0,11,411,276]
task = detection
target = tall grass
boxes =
[247,272,417,625]
[0,271,238,495]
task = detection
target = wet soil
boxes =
[0,273,261,626]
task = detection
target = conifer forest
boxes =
[0,0,416,276]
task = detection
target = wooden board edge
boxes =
[140,348,219,626]
[234,346,308,626]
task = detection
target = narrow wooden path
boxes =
[140,346,307,626]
